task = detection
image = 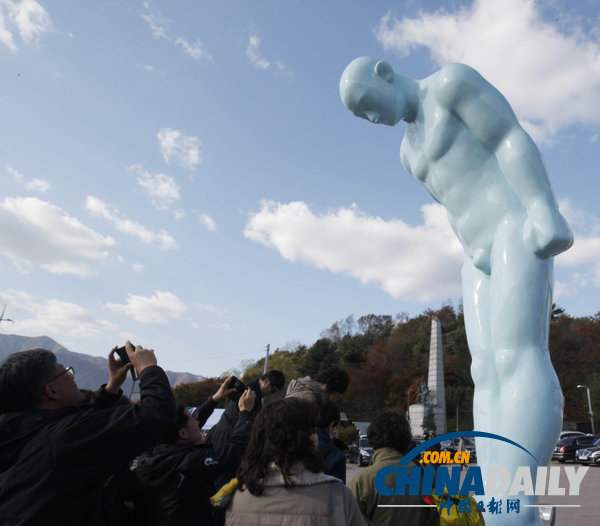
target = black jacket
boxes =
[132,410,253,526]
[206,378,262,453]
[0,365,176,526]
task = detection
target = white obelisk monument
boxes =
[427,316,447,434]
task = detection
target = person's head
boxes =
[237,397,324,495]
[367,408,412,454]
[167,404,203,444]
[317,398,341,438]
[315,366,349,395]
[258,369,285,396]
[340,56,417,126]
[0,349,83,413]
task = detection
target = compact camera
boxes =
[227,376,248,393]
[115,343,138,380]
[115,344,135,364]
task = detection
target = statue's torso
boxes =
[400,85,521,271]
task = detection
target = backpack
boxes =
[423,494,485,525]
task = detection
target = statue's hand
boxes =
[524,201,574,258]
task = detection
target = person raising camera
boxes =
[206,370,285,454]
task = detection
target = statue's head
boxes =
[340,56,407,126]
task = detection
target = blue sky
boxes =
[1,0,599,378]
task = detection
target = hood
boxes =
[262,462,339,488]
[285,376,324,403]
[133,443,194,487]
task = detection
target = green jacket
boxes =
[350,447,438,526]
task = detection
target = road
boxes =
[346,460,599,525]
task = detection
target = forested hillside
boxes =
[173,305,600,431]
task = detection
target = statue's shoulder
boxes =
[430,62,483,82]
[431,63,489,105]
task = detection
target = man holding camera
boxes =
[206,370,285,453]
[132,382,255,525]
[0,341,176,526]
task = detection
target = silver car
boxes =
[575,438,600,464]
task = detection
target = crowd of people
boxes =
[0,343,440,526]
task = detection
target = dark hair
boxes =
[315,366,349,394]
[237,398,323,496]
[261,369,285,391]
[165,404,192,443]
[317,398,340,429]
[0,350,57,413]
[367,408,412,453]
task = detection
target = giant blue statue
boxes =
[340,57,574,525]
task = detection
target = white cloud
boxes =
[555,200,600,292]
[0,0,52,52]
[198,213,216,232]
[194,303,223,315]
[246,34,270,70]
[157,128,202,170]
[375,0,600,142]
[132,262,144,273]
[129,164,181,209]
[0,196,114,275]
[140,1,169,40]
[106,290,188,324]
[6,164,24,182]
[245,34,290,76]
[85,195,177,250]
[0,289,117,339]
[24,177,51,193]
[140,2,212,61]
[244,200,463,302]
[175,37,212,61]
[7,165,51,193]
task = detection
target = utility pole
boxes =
[577,384,595,436]
[263,344,270,374]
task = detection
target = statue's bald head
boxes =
[339,57,406,126]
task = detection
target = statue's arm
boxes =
[435,64,573,258]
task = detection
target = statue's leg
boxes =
[486,217,563,525]
[462,258,497,468]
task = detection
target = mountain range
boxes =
[0,334,205,391]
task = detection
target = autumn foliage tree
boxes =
[173,305,600,433]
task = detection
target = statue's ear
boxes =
[375,60,394,83]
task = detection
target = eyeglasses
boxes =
[45,366,75,385]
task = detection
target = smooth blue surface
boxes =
[341,57,574,525]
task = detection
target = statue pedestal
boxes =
[409,404,427,437]
[409,404,446,437]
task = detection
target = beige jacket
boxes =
[226,463,369,526]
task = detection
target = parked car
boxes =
[406,437,425,463]
[575,438,600,464]
[440,437,477,463]
[348,435,374,466]
[559,430,586,440]
[553,435,597,462]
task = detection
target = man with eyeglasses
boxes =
[0,342,176,525]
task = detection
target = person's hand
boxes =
[105,346,133,394]
[212,375,237,403]
[238,388,256,412]
[126,341,158,376]
[524,201,574,258]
